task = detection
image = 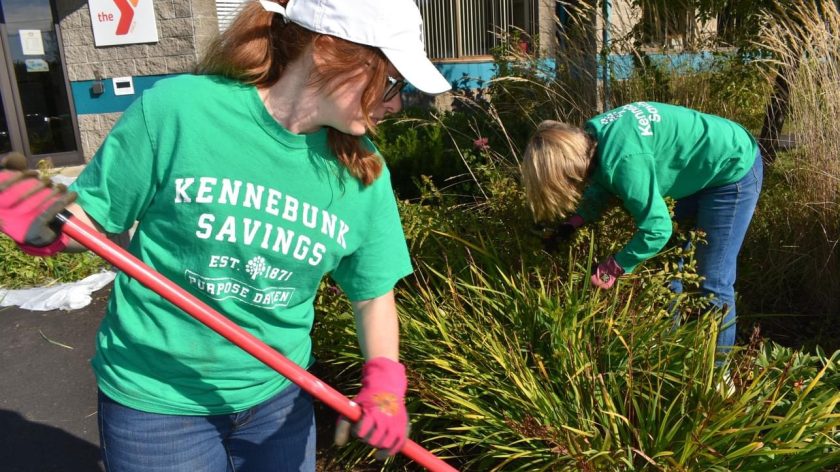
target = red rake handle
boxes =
[57,212,457,472]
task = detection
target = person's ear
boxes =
[311,35,335,68]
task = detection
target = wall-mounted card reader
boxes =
[112,76,135,96]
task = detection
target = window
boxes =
[215,0,245,32]
[214,0,539,59]
[416,0,538,60]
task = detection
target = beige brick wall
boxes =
[55,0,219,159]
[537,0,557,57]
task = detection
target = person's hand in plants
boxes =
[334,357,409,459]
[591,255,624,289]
[535,214,585,253]
[0,152,76,256]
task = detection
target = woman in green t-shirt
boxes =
[0,0,450,470]
[521,102,763,355]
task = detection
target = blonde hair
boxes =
[520,120,596,222]
[197,1,389,185]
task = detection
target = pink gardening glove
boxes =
[566,214,585,229]
[18,235,71,257]
[538,214,585,253]
[591,255,625,289]
[0,169,74,256]
[334,357,409,456]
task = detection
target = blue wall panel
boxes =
[71,74,176,115]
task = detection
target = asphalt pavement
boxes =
[0,283,346,472]
[0,285,109,471]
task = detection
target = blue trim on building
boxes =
[437,61,497,88]
[424,52,721,91]
[609,51,718,80]
[401,61,497,94]
[72,53,721,114]
[71,74,176,114]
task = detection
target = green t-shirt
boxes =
[577,102,758,273]
[70,75,413,415]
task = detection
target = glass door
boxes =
[0,91,12,153]
[0,0,82,166]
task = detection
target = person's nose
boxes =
[381,93,403,116]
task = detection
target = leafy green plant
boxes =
[0,234,109,289]
[704,52,770,132]
[316,224,840,470]
[738,0,840,330]
[310,4,840,469]
[0,161,110,290]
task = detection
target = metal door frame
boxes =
[0,0,83,168]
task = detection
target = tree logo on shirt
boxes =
[245,256,267,280]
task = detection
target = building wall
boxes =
[47,0,729,162]
[536,0,558,57]
[607,0,642,52]
[54,0,217,160]
[604,0,717,51]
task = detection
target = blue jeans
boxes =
[670,153,763,354]
[98,383,316,472]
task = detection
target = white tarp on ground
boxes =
[0,171,117,312]
[51,174,78,187]
[0,271,116,311]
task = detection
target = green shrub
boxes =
[316,223,840,470]
[738,150,840,352]
[738,0,840,337]
[0,162,110,289]
[310,5,840,468]
[609,51,770,130]
[0,234,109,289]
[704,52,770,132]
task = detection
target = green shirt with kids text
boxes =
[577,102,758,273]
[70,75,413,415]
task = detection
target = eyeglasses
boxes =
[383,75,407,102]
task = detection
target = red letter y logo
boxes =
[113,0,139,35]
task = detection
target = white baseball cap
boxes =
[259,0,451,95]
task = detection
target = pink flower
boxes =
[473,137,490,151]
